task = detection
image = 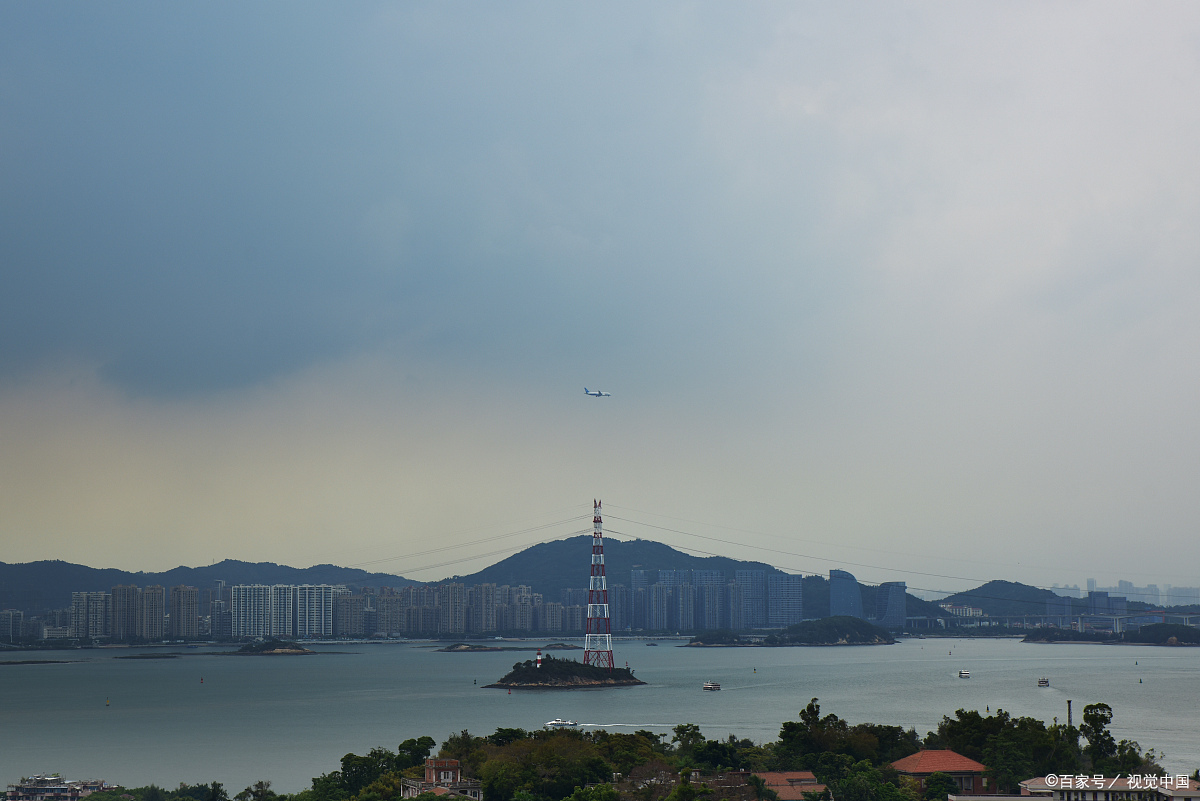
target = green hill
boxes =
[444,535,784,599]
[940,580,1058,617]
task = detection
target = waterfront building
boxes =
[874,581,907,630]
[767,574,804,628]
[5,775,109,801]
[829,570,864,620]
[649,583,672,630]
[438,583,466,635]
[138,585,166,640]
[675,583,696,630]
[735,570,767,628]
[609,584,630,631]
[296,585,336,638]
[70,592,111,639]
[695,583,725,630]
[1,609,22,643]
[111,585,140,641]
[231,584,272,637]
[169,585,199,640]
[334,592,367,637]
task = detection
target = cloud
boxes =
[1,3,1199,586]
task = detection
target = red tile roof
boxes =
[891,750,987,775]
[753,771,825,801]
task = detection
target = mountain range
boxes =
[0,559,415,612]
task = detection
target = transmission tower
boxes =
[584,499,615,670]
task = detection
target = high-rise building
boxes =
[609,584,630,632]
[438,583,466,635]
[334,591,365,637]
[138,585,166,640]
[296,585,336,638]
[1,609,23,643]
[874,581,906,630]
[695,584,725,630]
[675,583,696,630]
[735,570,766,628]
[169,585,199,640]
[647,584,672,630]
[70,592,111,639]
[270,585,296,637]
[767,574,804,627]
[829,570,864,619]
[232,585,272,638]
[111,585,140,641]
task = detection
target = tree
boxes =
[746,775,778,801]
[397,737,437,769]
[921,773,958,801]
[1079,704,1117,767]
[671,725,705,759]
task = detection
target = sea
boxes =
[2,637,1197,792]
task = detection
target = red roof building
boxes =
[892,750,996,795]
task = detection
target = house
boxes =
[6,776,109,801]
[891,750,995,796]
[752,771,828,800]
[400,759,483,801]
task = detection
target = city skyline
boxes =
[3,5,1200,593]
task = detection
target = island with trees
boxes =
[483,654,645,689]
[686,617,894,647]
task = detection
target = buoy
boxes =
[508,688,511,695]
[200,677,204,684]
[106,698,110,706]
[1139,678,1143,683]
[473,679,476,685]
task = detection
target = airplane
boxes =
[584,387,611,397]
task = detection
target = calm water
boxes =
[2,638,1197,792]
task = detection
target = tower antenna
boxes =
[584,499,615,670]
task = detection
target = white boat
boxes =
[544,718,578,729]
[1038,677,1049,687]
[703,681,721,691]
[959,670,970,679]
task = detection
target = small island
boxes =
[437,642,583,653]
[686,616,895,647]
[232,639,316,655]
[1024,623,1200,646]
[484,654,645,689]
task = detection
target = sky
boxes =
[2,3,1199,595]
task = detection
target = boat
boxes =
[703,681,721,691]
[959,670,970,679]
[1038,677,1049,687]
[645,642,658,646]
[544,718,578,729]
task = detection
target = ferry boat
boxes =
[544,719,578,729]
[703,681,721,691]
[958,670,970,679]
[1038,677,1050,687]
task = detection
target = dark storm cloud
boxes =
[0,3,849,395]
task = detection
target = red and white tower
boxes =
[584,499,615,670]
